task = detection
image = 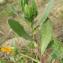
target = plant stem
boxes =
[20,53,40,63]
[31,20,34,41]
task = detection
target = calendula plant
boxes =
[8,0,63,63]
[8,0,53,63]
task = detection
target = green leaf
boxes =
[8,19,32,40]
[31,0,38,17]
[0,60,5,63]
[51,38,63,58]
[41,19,53,55]
[21,0,29,11]
[61,59,63,63]
[41,0,54,25]
[24,0,38,22]
[24,4,33,22]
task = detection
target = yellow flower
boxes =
[0,47,13,54]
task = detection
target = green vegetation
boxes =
[0,0,63,63]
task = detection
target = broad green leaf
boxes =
[41,0,54,25]
[51,38,63,59]
[41,19,52,55]
[47,38,63,61]
[8,19,32,40]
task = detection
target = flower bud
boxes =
[21,0,29,11]
[24,4,33,22]
[24,0,38,22]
